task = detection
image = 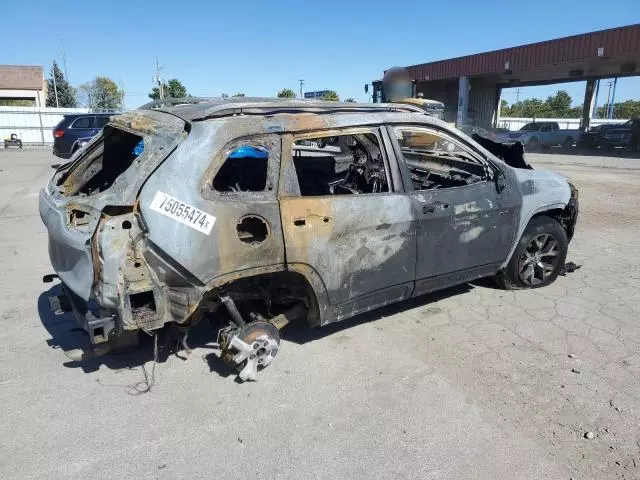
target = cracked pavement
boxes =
[0,148,639,479]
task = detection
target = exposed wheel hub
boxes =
[221,321,280,382]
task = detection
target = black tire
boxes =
[495,215,568,290]
[527,137,539,151]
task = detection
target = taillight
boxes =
[53,129,64,138]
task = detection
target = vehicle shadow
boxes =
[38,283,221,374]
[39,282,473,378]
[283,283,473,345]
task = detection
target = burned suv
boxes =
[40,98,578,381]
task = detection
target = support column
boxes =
[493,85,503,128]
[456,76,470,128]
[581,79,597,131]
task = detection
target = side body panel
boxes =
[278,131,417,324]
[409,181,520,295]
[385,124,520,295]
[138,124,286,285]
[279,194,416,321]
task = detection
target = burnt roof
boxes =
[139,97,423,121]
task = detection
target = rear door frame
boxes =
[278,125,418,324]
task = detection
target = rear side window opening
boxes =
[56,126,143,197]
[213,145,269,192]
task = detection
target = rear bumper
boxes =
[53,150,72,159]
[39,189,95,301]
[52,141,72,159]
[50,282,116,344]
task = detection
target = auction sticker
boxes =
[149,191,215,235]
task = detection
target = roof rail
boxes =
[138,97,214,110]
[189,104,426,121]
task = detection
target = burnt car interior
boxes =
[395,128,486,190]
[292,133,389,196]
[56,126,143,196]
[213,145,269,192]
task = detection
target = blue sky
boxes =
[2,0,639,109]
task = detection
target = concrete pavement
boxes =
[0,148,638,479]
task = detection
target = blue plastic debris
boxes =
[228,145,268,159]
[133,140,144,156]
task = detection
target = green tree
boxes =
[321,90,339,101]
[277,88,297,98]
[602,100,640,119]
[46,61,77,107]
[344,98,356,103]
[545,90,572,117]
[499,99,511,116]
[149,78,188,100]
[232,93,246,97]
[500,89,588,119]
[78,77,122,111]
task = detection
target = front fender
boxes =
[501,169,572,268]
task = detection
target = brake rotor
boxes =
[225,321,280,382]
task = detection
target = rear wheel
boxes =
[495,216,568,290]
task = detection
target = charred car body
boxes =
[40,98,578,381]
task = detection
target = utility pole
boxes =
[593,79,600,118]
[298,79,305,99]
[515,88,521,117]
[604,80,613,118]
[609,77,618,119]
[51,64,59,108]
[60,38,69,80]
[153,58,164,100]
[119,79,125,111]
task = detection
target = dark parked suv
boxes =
[52,113,115,159]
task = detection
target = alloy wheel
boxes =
[518,233,560,286]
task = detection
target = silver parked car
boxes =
[40,98,578,381]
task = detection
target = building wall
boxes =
[417,78,498,128]
[416,80,459,123]
[0,88,46,106]
[0,65,46,107]
[468,79,498,129]
[0,65,44,89]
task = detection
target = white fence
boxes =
[0,106,90,145]
[496,117,627,131]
